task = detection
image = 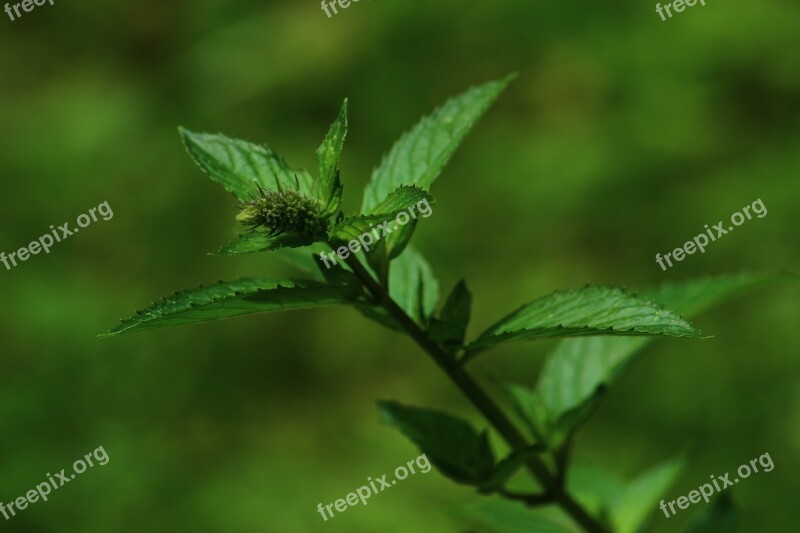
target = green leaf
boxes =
[361,75,515,211]
[609,458,684,533]
[360,75,514,260]
[534,273,791,437]
[501,381,604,450]
[685,493,736,533]
[328,186,434,242]
[501,382,552,446]
[478,445,545,494]
[429,280,472,351]
[102,278,363,336]
[536,336,646,432]
[467,286,703,356]
[316,99,347,215]
[456,498,580,533]
[179,128,316,202]
[388,246,439,325]
[378,401,494,485]
[215,232,315,256]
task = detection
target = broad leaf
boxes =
[216,232,315,256]
[378,401,494,485]
[179,128,316,202]
[430,280,472,351]
[360,75,514,259]
[534,273,790,438]
[102,278,362,336]
[316,99,347,215]
[609,458,684,533]
[467,286,703,356]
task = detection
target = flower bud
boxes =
[236,187,328,237]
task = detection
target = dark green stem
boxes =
[342,254,608,533]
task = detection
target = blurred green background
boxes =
[1,0,798,531]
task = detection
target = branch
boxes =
[341,253,608,533]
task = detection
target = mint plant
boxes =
[104,75,784,532]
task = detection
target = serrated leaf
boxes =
[467,286,702,356]
[102,278,363,336]
[685,493,736,533]
[361,75,515,211]
[478,445,545,494]
[430,280,472,351]
[328,186,434,243]
[378,401,494,485]
[534,273,791,439]
[361,75,514,260]
[216,231,315,256]
[316,99,347,215]
[609,458,684,533]
[388,246,439,325]
[179,128,316,202]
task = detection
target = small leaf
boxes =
[360,75,514,261]
[478,445,546,494]
[388,246,439,325]
[216,232,315,256]
[429,280,472,351]
[609,458,684,533]
[501,381,603,450]
[316,99,347,215]
[328,186,434,243]
[102,278,363,336]
[467,286,702,356]
[378,401,494,485]
[501,382,552,446]
[179,128,316,202]
[685,493,736,533]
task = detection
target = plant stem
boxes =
[343,255,608,533]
